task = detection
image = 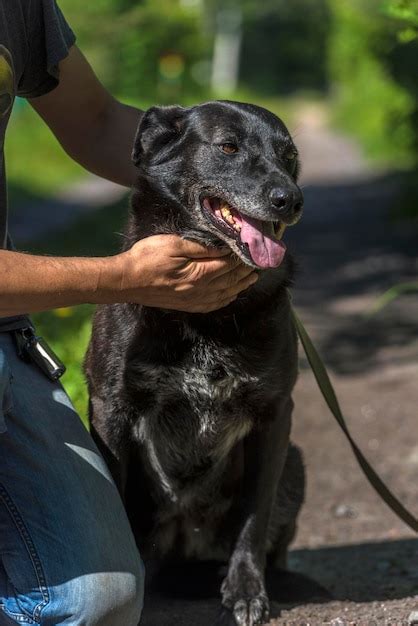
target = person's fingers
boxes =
[208,262,256,287]
[174,237,231,259]
[189,296,237,313]
[223,271,258,297]
[191,272,258,313]
[202,299,236,313]
[176,254,245,283]
[183,267,257,300]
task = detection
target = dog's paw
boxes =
[233,595,270,625]
[218,596,269,626]
[221,580,269,626]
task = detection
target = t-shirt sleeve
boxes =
[18,0,76,98]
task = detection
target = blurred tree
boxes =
[61,0,212,103]
[59,0,417,168]
[327,0,418,166]
[205,0,330,96]
[210,6,242,95]
[240,0,330,95]
[383,0,418,41]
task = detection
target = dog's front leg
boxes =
[89,396,131,500]
[220,397,293,626]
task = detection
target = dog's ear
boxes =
[132,105,186,166]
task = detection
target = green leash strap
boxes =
[291,306,418,534]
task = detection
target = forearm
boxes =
[0,250,122,317]
[29,46,144,188]
[0,236,258,317]
[64,98,143,187]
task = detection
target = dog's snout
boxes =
[270,187,303,219]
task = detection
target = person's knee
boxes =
[80,564,145,626]
[45,559,145,626]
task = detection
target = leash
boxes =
[290,305,418,533]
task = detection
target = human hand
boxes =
[107,234,258,313]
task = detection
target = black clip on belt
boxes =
[14,327,66,382]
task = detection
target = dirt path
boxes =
[272,104,418,623]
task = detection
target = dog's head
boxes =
[132,101,303,270]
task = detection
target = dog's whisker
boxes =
[115,231,129,240]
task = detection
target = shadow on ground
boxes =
[141,561,330,626]
[290,538,418,602]
[141,538,418,625]
[286,171,418,375]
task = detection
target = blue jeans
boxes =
[0,333,144,625]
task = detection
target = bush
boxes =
[239,0,330,96]
[60,0,212,103]
[327,0,417,166]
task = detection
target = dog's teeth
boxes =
[220,205,238,228]
[274,222,287,240]
[218,201,241,232]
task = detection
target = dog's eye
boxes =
[220,143,238,155]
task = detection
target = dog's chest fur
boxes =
[127,321,261,472]
[123,320,270,558]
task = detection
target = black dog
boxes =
[85,101,305,626]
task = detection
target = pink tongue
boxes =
[239,216,286,268]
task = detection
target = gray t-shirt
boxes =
[0,0,75,331]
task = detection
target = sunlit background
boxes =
[5,0,418,421]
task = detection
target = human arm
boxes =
[23,45,258,313]
[29,45,141,187]
[0,236,257,316]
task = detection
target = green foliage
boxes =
[239,0,330,96]
[33,305,93,426]
[327,0,417,166]
[6,103,85,196]
[383,0,418,41]
[61,0,212,103]
[384,0,418,22]
[204,0,330,96]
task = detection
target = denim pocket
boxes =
[0,350,13,434]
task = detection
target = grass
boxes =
[6,102,86,200]
[33,305,94,426]
[27,198,128,426]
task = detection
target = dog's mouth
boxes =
[201,197,287,269]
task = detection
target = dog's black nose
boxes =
[270,187,303,218]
